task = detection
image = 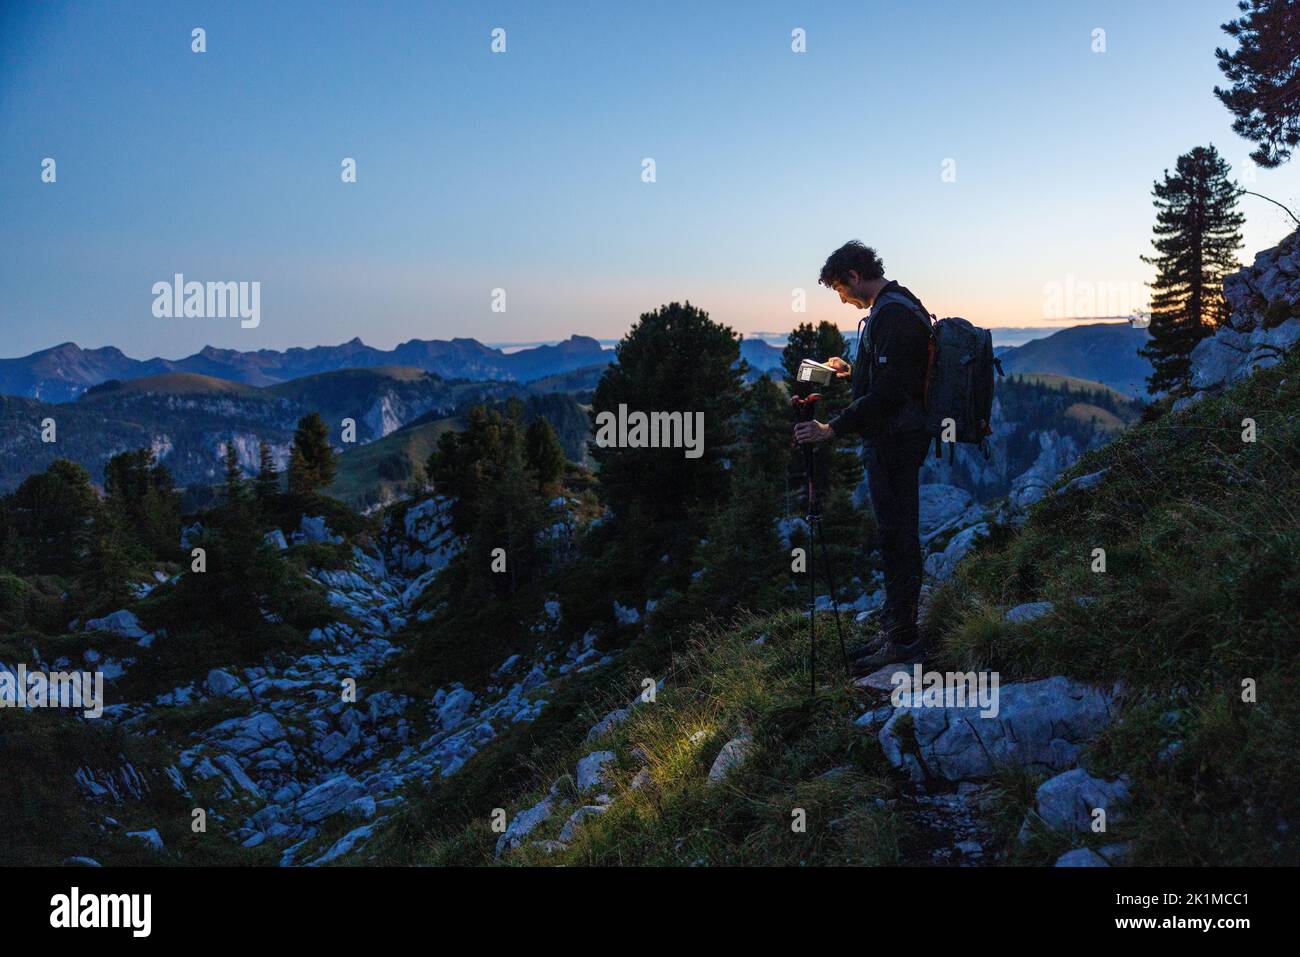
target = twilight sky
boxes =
[2,0,1298,358]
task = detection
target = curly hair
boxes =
[818,241,885,288]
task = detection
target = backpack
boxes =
[868,288,1004,461]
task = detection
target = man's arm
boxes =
[828,305,927,436]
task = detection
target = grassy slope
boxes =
[78,373,268,400]
[929,348,1300,864]
[368,608,901,866]
[369,351,1300,867]
[1009,372,1133,403]
[1064,401,1126,432]
[327,415,463,507]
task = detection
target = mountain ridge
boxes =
[0,335,613,401]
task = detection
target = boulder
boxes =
[126,828,165,852]
[586,708,630,743]
[366,691,410,722]
[437,687,475,731]
[309,823,378,866]
[264,528,288,550]
[204,668,243,698]
[296,515,336,544]
[558,804,608,842]
[1054,847,1109,867]
[495,796,556,857]
[316,732,354,764]
[1032,768,1130,833]
[918,484,974,537]
[294,774,366,822]
[707,733,755,784]
[1055,468,1109,496]
[520,666,548,691]
[923,523,989,582]
[575,751,616,793]
[1189,328,1252,391]
[1008,432,1080,509]
[345,795,377,819]
[854,664,910,693]
[212,754,261,796]
[84,609,148,640]
[1005,601,1054,625]
[878,676,1120,782]
[207,712,287,755]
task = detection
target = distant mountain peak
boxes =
[1,332,616,400]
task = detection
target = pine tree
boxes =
[590,301,744,530]
[5,460,98,574]
[1215,0,1300,169]
[524,417,566,491]
[85,504,134,610]
[288,413,337,496]
[467,439,546,598]
[223,437,247,506]
[1140,145,1244,395]
[256,441,280,500]
[104,448,179,558]
[427,404,522,534]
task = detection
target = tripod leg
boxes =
[815,519,851,676]
[808,514,817,696]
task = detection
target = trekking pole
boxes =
[792,392,850,694]
[792,393,821,695]
[815,516,851,677]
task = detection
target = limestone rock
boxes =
[878,676,1120,782]
[707,733,755,784]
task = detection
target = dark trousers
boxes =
[861,431,931,646]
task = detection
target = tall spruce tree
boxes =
[255,441,280,500]
[1140,145,1244,394]
[223,437,247,506]
[1215,0,1300,169]
[288,413,337,496]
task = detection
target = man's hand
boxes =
[825,356,851,378]
[793,420,834,445]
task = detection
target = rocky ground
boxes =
[47,494,623,866]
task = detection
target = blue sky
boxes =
[2,0,1298,358]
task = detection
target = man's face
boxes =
[831,272,869,309]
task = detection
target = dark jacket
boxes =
[827,280,931,442]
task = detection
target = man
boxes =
[793,240,932,672]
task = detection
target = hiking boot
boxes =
[849,636,928,677]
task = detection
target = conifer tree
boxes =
[223,437,247,506]
[288,413,337,496]
[1139,145,1244,394]
[524,417,566,491]
[255,441,280,500]
[590,301,744,530]
[1215,0,1300,169]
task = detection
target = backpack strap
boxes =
[864,287,937,415]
